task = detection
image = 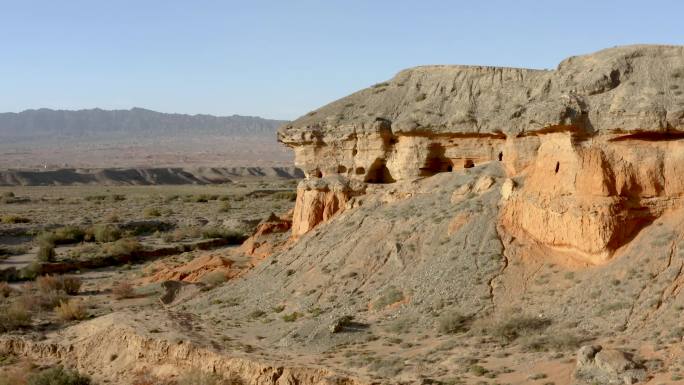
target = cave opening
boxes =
[420,143,454,176]
[364,159,395,184]
[498,152,503,161]
[337,165,347,174]
[464,160,475,168]
[355,167,365,175]
[555,161,560,173]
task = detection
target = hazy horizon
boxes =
[2,0,683,120]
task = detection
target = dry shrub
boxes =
[0,302,32,332]
[36,275,82,295]
[200,271,228,287]
[54,299,87,321]
[103,238,141,256]
[111,281,135,299]
[26,365,92,385]
[36,275,61,293]
[0,282,13,298]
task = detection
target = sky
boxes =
[0,0,682,120]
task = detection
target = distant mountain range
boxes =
[0,108,288,140]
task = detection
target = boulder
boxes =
[575,345,646,385]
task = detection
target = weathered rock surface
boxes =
[575,345,646,384]
[281,45,684,259]
[291,176,366,237]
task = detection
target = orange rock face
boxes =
[500,131,684,263]
[291,176,366,237]
[146,254,235,283]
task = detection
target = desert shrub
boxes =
[37,275,62,293]
[0,282,13,297]
[27,365,92,385]
[61,276,82,295]
[52,226,86,244]
[1,215,30,224]
[372,286,404,310]
[90,224,121,243]
[55,299,87,321]
[437,311,469,334]
[103,238,141,256]
[0,302,32,332]
[37,245,56,262]
[201,271,227,287]
[111,281,136,299]
[201,227,247,244]
[18,262,42,280]
[218,202,231,213]
[488,315,552,344]
[368,357,404,377]
[143,207,161,218]
[282,312,303,322]
[1,191,14,198]
[520,332,584,352]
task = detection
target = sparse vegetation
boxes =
[143,207,161,218]
[437,310,469,334]
[55,299,87,321]
[201,227,247,243]
[1,215,30,224]
[373,286,404,310]
[111,281,136,299]
[487,315,552,344]
[282,312,303,322]
[26,365,92,385]
[0,302,32,332]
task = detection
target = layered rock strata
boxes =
[279,45,684,261]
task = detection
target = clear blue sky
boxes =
[1,0,682,120]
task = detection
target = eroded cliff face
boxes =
[280,45,684,262]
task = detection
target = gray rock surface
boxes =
[280,45,684,143]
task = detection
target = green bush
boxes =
[201,227,247,244]
[103,238,141,257]
[91,224,121,243]
[37,226,85,247]
[37,245,56,262]
[1,215,30,224]
[27,365,91,385]
[143,207,161,218]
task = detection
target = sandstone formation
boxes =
[291,176,365,237]
[280,45,684,261]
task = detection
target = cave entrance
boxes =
[420,143,454,176]
[464,159,475,168]
[555,161,560,173]
[364,159,395,184]
[498,152,503,161]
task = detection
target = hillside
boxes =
[3,45,684,385]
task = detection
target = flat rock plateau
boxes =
[3,45,684,385]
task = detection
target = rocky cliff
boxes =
[279,45,684,261]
